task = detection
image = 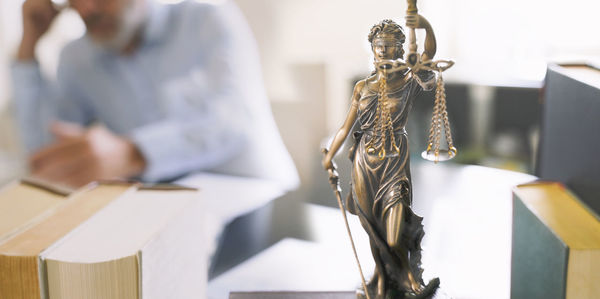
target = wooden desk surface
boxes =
[208,163,535,299]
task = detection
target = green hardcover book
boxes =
[511,182,600,299]
[537,63,600,215]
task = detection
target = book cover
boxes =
[511,181,600,299]
[537,63,600,215]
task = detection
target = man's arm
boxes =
[12,0,133,188]
[12,0,93,152]
[129,2,258,182]
[406,14,437,91]
[13,0,59,151]
[17,0,58,62]
[29,122,145,188]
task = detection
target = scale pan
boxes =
[421,149,456,163]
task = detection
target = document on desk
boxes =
[208,238,366,299]
[177,172,285,225]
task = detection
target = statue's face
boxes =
[372,33,404,61]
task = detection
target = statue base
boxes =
[229,290,452,299]
[357,277,442,299]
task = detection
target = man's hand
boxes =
[30,122,146,188]
[18,0,61,61]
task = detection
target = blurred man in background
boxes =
[12,0,298,189]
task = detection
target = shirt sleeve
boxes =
[10,56,94,153]
[11,61,50,152]
[130,2,255,182]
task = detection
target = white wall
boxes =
[0,0,15,111]
[236,0,408,130]
[235,0,600,130]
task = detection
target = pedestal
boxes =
[230,290,452,299]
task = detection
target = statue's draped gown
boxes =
[347,71,435,292]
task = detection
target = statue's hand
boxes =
[321,149,339,186]
[322,156,334,171]
[406,14,429,30]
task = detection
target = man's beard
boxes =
[86,0,146,52]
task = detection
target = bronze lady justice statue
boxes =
[322,4,449,299]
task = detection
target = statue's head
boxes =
[368,19,405,61]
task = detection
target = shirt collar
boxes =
[142,0,170,46]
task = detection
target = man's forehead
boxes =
[51,0,68,9]
[66,0,123,6]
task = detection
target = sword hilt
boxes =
[407,0,418,15]
[406,0,419,67]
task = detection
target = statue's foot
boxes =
[356,284,387,299]
[358,277,439,299]
[356,288,380,299]
[403,278,440,299]
[357,271,386,299]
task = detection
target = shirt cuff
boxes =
[130,121,184,182]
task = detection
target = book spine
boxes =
[0,255,41,299]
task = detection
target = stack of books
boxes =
[0,179,205,299]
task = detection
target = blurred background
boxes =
[2,2,600,297]
[1,0,600,195]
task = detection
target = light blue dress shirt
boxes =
[11,0,299,190]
